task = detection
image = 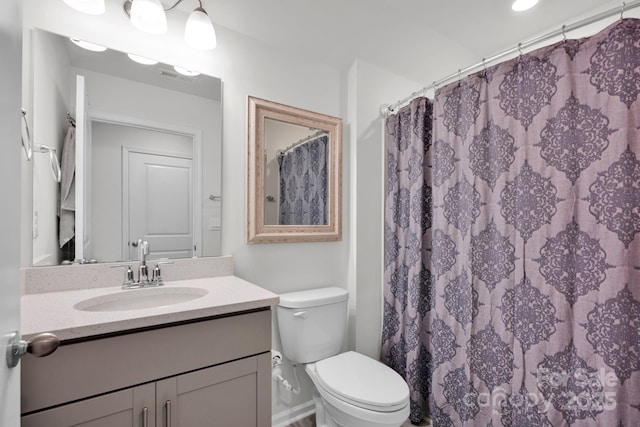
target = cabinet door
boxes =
[156,354,270,427]
[21,383,155,427]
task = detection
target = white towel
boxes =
[59,126,76,247]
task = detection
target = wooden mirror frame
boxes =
[247,96,342,243]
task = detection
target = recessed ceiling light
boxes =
[127,53,158,65]
[69,38,107,52]
[512,0,539,12]
[173,66,200,77]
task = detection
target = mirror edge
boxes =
[247,96,342,244]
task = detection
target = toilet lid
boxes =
[315,351,409,412]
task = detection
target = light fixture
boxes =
[129,0,167,34]
[123,0,217,50]
[512,0,539,12]
[62,0,106,15]
[184,7,217,50]
[173,65,200,77]
[70,38,108,52]
[127,53,159,65]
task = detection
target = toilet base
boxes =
[312,390,339,427]
[306,364,409,427]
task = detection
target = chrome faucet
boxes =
[111,240,172,289]
[137,239,150,283]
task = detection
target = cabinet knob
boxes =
[5,331,60,368]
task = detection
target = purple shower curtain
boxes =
[382,18,640,426]
[278,135,329,225]
[382,97,433,422]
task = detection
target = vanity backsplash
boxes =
[22,256,234,295]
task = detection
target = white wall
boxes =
[216,24,347,417]
[347,60,428,358]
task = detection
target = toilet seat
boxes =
[313,351,409,412]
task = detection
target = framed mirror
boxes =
[247,96,342,243]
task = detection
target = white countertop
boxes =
[22,276,279,341]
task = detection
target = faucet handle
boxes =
[152,261,173,284]
[110,264,134,285]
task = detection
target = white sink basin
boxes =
[74,287,209,312]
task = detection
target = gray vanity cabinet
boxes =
[20,309,272,427]
[21,383,155,427]
[156,356,266,426]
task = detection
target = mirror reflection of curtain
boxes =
[277,135,328,225]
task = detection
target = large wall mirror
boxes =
[247,96,342,243]
[27,29,222,266]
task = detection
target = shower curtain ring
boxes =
[518,43,523,56]
[562,25,567,42]
[621,2,626,20]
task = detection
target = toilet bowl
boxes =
[277,287,410,427]
[305,352,410,427]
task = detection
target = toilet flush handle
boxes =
[293,311,307,319]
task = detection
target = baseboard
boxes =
[272,400,315,427]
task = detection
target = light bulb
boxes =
[512,0,539,12]
[130,0,167,34]
[185,8,217,50]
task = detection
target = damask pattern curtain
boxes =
[382,97,433,422]
[278,135,328,225]
[383,19,640,426]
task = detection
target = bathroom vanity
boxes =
[19,270,278,427]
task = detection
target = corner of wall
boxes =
[350,58,422,359]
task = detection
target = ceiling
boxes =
[193,0,627,83]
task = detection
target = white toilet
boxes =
[277,287,410,427]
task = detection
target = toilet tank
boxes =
[277,287,348,364]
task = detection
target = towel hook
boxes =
[21,108,33,161]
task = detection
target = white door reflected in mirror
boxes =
[125,149,194,261]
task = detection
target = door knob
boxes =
[6,331,60,368]
[131,240,139,247]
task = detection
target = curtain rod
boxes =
[382,0,640,117]
[278,130,328,155]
